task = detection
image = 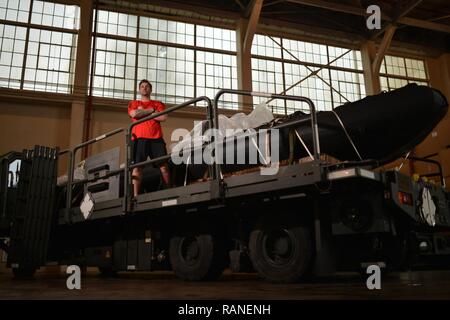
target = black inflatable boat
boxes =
[170,84,448,185]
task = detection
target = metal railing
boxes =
[212,89,320,198]
[124,96,215,212]
[63,91,320,221]
[64,127,125,222]
[213,89,320,159]
[406,156,445,187]
[64,96,214,221]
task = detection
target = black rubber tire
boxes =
[249,221,312,283]
[12,268,36,279]
[169,233,226,281]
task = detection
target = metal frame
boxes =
[62,90,322,224]
[407,156,445,187]
[125,96,216,211]
[64,96,215,222]
[0,152,22,227]
[7,146,59,270]
[213,89,321,158]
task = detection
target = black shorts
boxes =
[132,138,167,165]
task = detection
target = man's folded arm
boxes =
[130,108,155,119]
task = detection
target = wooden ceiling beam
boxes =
[244,0,264,52]
[371,0,422,39]
[234,0,246,11]
[372,24,396,73]
[286,0,450,34]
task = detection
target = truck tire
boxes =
[249,221,312,283]
[169,233,226,281]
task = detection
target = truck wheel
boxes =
[249,222,312,283]
[169,233,226,281]
[12,267,36,279]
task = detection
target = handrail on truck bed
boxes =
[63,91,320,222]
[213,89,321,160]
[64,96,214,222]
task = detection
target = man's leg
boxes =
[132,167,142,196]
[151,138,171,188]
[159,164,170,187]
[132,138,146,197]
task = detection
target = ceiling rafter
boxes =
[234,0,246,11]
[244,0,264,52]
[285,0,450,34]
[371,0,423,39]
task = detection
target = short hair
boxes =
[139,79,152,90]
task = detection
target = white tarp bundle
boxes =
[172,102,274,154]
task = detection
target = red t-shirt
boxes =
[128,100,166,140]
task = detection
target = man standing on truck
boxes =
[128,79,171,196]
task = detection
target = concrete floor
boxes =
[1,267,450,300]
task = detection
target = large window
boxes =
[96,10,137,38]
[0,24,26,89]
[251,35,365,115]
[380,55,429,91]
[252,58,284,111]
[24,28,76,93]
[196,51,237,109]
[31,1,79,30]
[92,10,238,108]
[197,25,236,51]
[0,0,79,93]
[139,16,194,46]
[137,44,194,103]
[284,65,333,114]
[0,0,31,23]
[92,37,135,99]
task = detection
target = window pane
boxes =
[94,10,137,37]
[0,24,27,89]
[23,29,77,93]
[135,43,195,104]
[91,37,135,99]
[380,55,428,91]
[197,25,236,52]
[196,51,238,109]
[0,0,30,23]
[251,35,281,58]
[139,16,194,46]
[251,58,284,114]
[32,1,80,30]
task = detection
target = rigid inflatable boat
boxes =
[170,84,448,185]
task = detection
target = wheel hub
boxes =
[180,236,200,265]
[263,229,294,265]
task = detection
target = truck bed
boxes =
[59,159,393,225]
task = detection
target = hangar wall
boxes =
[1,55,450,275]
[0,100,71,174]
[415,54,450,189]
[1,53,449,183]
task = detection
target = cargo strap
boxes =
[288,130,294,164]
[251,137,269,165]
[294,129,314,160]
[330,110,363,161]
[184,154,191,186]
[396,151,411,172]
